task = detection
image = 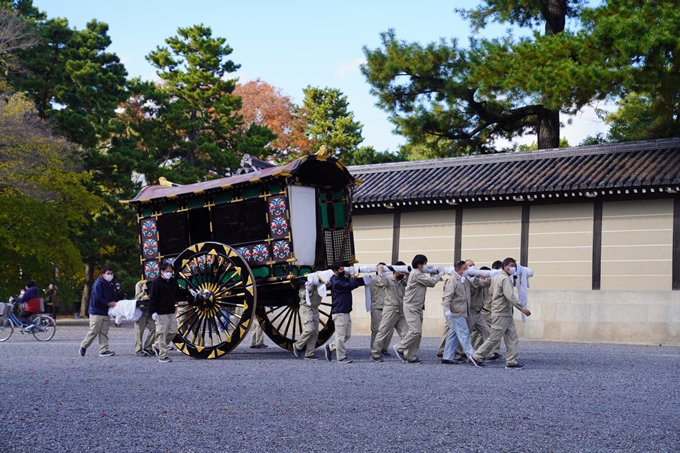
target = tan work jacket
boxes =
[489,271,525,317]
[403,269,442,309]
[373,272,408,310]
[298,286,323,309]
[469,278,490,313]
[369,277,387,310]
[442,273,470,317]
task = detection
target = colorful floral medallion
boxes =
[141,219,157,238]
[145,261,159,279]
[236,247,251,261]
[272,240,290,260]
[269,197,286,217]
[270,217,288,236]
[252,244,269,262]
[143,238,158,257]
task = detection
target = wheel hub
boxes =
[194,288,215,309]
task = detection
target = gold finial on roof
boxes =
[159,176,176,187]
[316,145,331,157]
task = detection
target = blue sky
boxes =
[33,0,608,151]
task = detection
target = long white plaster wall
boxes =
[350,289,680,346]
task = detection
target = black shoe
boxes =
[304,355,320,361]
[324,344,332,361]
[506,363,525,369]
[99,351,115,357]
[79,347,86,357]
[143,349,154,356]
[407,358,422,364]
[292,343,301,358]
[152,345,160,357]
[441,359,454,364]
[468,355,485,368]
[436,353,443,358]
[338,357,353,364]
[452,358,466,365]
[158,356,172,363]
[487,353,502,361]
[135,351,149,357]
[370,355,384,362]
[380,350,391,357]
[393,345,406,362]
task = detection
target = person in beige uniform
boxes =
[369,262,393,355]
[453,259,490,362]
[133,279,156,356]
[472,257,531,369]
[249,320,268,349]
[293,279,326,360]
[393,254,443,364]
[441,260,481,367]
[370,262,408,362]
[471,262,502,360]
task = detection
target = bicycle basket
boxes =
[0,302,9,316]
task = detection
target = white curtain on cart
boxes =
[287,185,317,266]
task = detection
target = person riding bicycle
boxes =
[15,280,41,331]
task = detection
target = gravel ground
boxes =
[1,323,678,453]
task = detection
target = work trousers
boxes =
[250,319,264,346]
[329,313,351,361]
[443,316,475,361]
[454,311,490,360]
[295,305,320,357]
[437,318,450,356]
[370,307,393,352]
[134,315,155,354]
[155,313,178,359]
[472,310,501,355]
[370,306,408,359]
[47,304,58,320]
[473,316,519,366]
[396,305,423,362]
[80,314,110,354]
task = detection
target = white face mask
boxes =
[468,265,476,270]
[163,272,173,280]
[508,266,517,275]
[104,274,113,282]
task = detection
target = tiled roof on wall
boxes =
[348,138,680,209]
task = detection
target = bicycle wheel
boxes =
[32,315,56,341]
[0,316,13,342]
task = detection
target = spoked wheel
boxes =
[0,317,13,342]
[173,242,256,359]
[258,297,335,351]
[32,315,56,341]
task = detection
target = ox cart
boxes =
[122,153,357,359]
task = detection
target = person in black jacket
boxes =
[324,262,365,364]
[79,266,117,357]
[148,261,194,363]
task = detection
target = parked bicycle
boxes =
[0,300,56,342]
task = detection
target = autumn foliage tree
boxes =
[234,79,312,162]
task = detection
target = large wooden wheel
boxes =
[173,242,256,359]
[257,293,335,351]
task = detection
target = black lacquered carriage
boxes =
[122,153,357,359]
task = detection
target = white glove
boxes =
[152,313,158,321]
[189,289,197,297]
[444,310,452,320]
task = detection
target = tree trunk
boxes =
[536,107,560,149]
[534,0,566,149]
[80,262,94,318]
